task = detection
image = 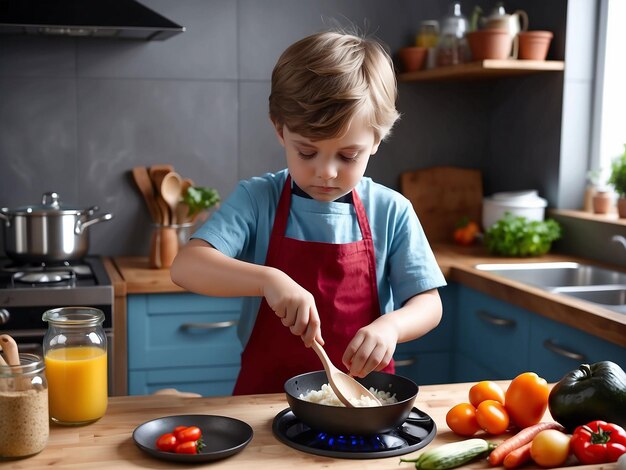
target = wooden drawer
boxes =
[529,313,626,382]
[129,365,239,397]
[127,293,243,370]
[457,286,530,378]
[394,352,452,385]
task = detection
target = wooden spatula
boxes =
[131,166,161,224]
[311,340,382,407]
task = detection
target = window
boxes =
[592,0,626,186]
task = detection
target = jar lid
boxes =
[485,190,547,208]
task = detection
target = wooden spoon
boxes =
[160,171,183,225]
[175,178,194,224]
[310,340,382,407]
[148,166,174,225]
[131,166,161,224]
[0,334,20,366]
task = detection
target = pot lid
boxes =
[485,190,547,208]
[2,192,96,215]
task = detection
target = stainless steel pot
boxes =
[0,192,113,262]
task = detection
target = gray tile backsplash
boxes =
[0,0,567,257]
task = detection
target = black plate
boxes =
[133,414,253,463]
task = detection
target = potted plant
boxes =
[608,144,626,218]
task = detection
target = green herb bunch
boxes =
[182,186,221,217]
[608,144,626,197]
[484,213,562,257]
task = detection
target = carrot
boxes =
[488,421,564,466]
[503,442,532,469]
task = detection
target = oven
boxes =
[0,257,115,394]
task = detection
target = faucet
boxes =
[611,235,626,251]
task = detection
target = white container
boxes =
[482,190,547,229]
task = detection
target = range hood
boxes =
[0,0,185,40]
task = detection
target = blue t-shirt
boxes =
[192,169,446,347]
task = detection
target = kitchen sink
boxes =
[474,262,626,288]
[551,285,626,309]
[474,262,626,314]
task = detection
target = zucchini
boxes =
[400,438,496,470]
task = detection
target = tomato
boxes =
[446,403,481,437]
[453,219,480,246]
[468,381,505,407]
[175,426,202,443]
[175,440,200,454]
[505,372,549,429]
[155,433,178,452]
[475,399,510,435]
[531,429,571,467]
[173,426,188,434]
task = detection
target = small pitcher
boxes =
[484,5,529,58]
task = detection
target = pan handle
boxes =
[0,209,10,227]
[75,213,114,234]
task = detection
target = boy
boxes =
[171,30,446,395]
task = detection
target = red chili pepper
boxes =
[570,420,626,464]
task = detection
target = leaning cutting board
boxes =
[400,166,483,243]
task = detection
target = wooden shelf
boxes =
[398,59,565,82]
[550,208,626,227]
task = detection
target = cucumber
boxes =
[400,438,496,470]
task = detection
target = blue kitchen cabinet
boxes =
[394,283,457,385]
[127,293,243,396]
[455,286,531,382]
[529,313,626,382]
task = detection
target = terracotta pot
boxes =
[466,29,512,61]
[592,191,612,214]
[398,46,427,72]
[618,197,626,218]
[518,30,553,60]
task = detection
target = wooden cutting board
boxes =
[400,166,483,242]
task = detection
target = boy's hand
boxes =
[262,268,323,347]
[342,316,398,378]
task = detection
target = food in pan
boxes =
[299,383,397,407]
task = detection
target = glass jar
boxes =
[416,20,439,48]
[42,307,108,425]
[437,2,470,66]
[0,353,49,459]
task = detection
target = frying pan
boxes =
[284,370,419,435]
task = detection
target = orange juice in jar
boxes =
[43,307,108,425]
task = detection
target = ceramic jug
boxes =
[484,4,528,58]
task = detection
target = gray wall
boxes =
[0,0,568,257]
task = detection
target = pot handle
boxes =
[0,209,10,227]
[86,205,99,216]
[75,213,113,235]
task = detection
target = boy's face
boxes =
[274,114,380,202]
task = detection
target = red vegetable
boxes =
[155,433,178,452]
[175,425,202,443]
[570,420,626,464]
[175,440,201,454]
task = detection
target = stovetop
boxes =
[272,407,436,459]
[0,256,113,307]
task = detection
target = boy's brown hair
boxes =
[269,31,400,143]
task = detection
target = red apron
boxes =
[233,176,394,395]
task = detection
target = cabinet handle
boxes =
[543,339,586,362]
[394,358,416,367]
[180,320,238,331]
[476,310,516,327]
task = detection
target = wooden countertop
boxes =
[5,382,606,470]
[111,245,626,348]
